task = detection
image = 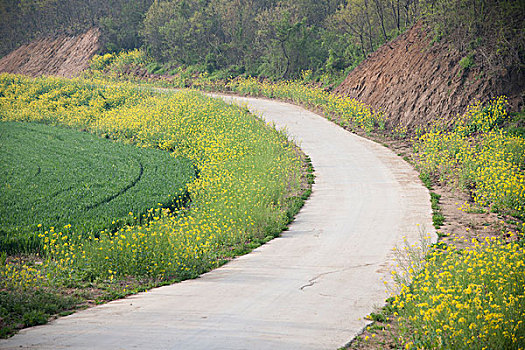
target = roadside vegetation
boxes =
[90,50,525,348]
[90,53,525,221]
[414,97,524,220]
[392,236,525,349]
[0,73,309,337]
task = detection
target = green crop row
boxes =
[0,121,195,254]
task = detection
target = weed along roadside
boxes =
[0,73,435,349]
[90,54,525,348]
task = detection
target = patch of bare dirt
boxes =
[335,22,524,131]
[0,28,100,78]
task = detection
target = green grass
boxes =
[0,121,195,254]
[505,110,525,138]
[430,192,445,229]
[419,172,433,190]
[0,287,79,338]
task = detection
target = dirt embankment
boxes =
[0,28,100,78]
[335,22,524,130]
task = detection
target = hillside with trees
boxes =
[1,0,425,79]
[1,0,523,123]
[0,0,154,57]
[2,1,522,84]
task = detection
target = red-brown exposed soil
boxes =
[335,22,524,130]
[0,28,100,78]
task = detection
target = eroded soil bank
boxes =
[335,22,524,130]
[0,28,100,78]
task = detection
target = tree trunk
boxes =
[374,0,388,41]
[364,0,375,53]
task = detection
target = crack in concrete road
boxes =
[299,263,379,291]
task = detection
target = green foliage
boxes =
[432,212,445,228]
[139,0,372,79]
[98,0,154,52]
[459,54,474,70]
[141,0,209,64]
[504,111,525,139]
[0,288,79,338]
[0,121,195,254]
[145,62,162,74]
[367,311,388,323]
[256,5,327,78]
[429,192,444,229]
[419,172,433,190]
[429,192,439,210]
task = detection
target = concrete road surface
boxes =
[1,94,435,350]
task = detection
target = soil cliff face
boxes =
[335,22,524,129]
[0,28,100,78]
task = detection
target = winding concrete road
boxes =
[1,94,435,350]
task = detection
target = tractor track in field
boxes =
[84,159,144,211]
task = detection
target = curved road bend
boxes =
[1,94,435,350]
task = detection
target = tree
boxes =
[329,0,420,59]
[99,0,154,52]
[256,4,326,78]
[142,0,216,64]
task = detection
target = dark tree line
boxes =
[140,0,426,77]
[1,0,522,79]
[1,0,422,77]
